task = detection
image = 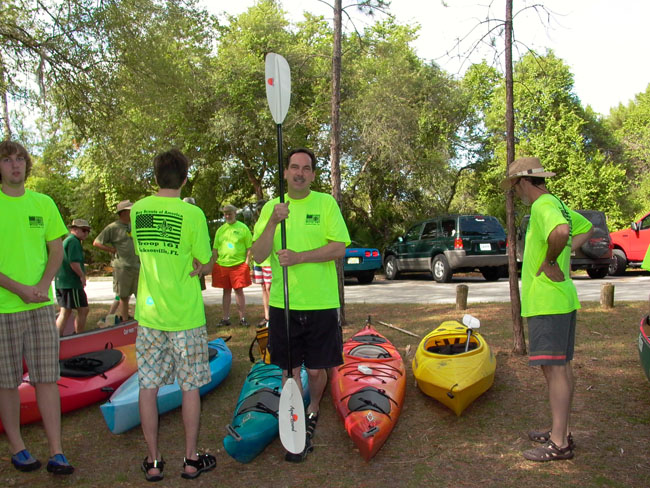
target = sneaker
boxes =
[11,449,41,472]
[46,453,74,475]
[284,435,313,463]
[239,318,250,327]
[217,318,231,327]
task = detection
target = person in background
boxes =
[211,204,253,327]
[252,147,350,463]
[131,148,215,481]
[55,219,91,336]
[501,156,593,462]
[93,199,140,323]
[252,257,272,327]
[0,140,74,474]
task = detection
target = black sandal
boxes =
[528,430,575,448]
[181,453,216,480]
[141,456,165,482]
[522,440,574,462]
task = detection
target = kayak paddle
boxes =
[265,52,306,455]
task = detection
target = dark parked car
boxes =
[343,241,382,284]
[516,209,612,279]
[383,214,508,283]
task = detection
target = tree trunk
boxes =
[331,0,346,324]
[1,56,12,140]
[505,0,526,355]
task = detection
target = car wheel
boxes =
[431,255,453,283]
[608,249,627,276]
[480,267,501,281]
[384,256,400,280]
[586,267,609,279]
[357,270,375,284]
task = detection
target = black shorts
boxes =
[268,306,343,371]
[527,311,576,366]
[56,288,89,309]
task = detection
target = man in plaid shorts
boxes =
[0,140,74,474]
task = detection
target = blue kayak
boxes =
[100,338,232,434]
[223,361,310,463]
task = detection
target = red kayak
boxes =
[59,320,138,359]
[0,344,137,433]
[330,320,406,461]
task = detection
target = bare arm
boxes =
[251,202,289,263]
[69,261,87,288]
[277,241,346,267]
[537,223,570,282]
[571,226,594,251]
[93,238,116,255]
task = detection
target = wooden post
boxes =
[600,282,614,309]
[456,284,468,310]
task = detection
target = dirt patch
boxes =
[1,302,649,487]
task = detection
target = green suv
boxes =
[383,215,508,283]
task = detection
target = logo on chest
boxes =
[305,214,320,225]
[29,216,44,228]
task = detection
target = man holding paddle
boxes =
[502,157,592,462]
[252,147,350,462]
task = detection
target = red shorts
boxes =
[211,262,252,290]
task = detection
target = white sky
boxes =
[204,0,650,115]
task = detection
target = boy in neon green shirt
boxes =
[502,157,593,463]
[252,148,350,463]
[0,140,73,474]
[131,149,215,481]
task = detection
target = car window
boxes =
[577,210,607,228]
[404,224,422,242]
[459,216,505,237]
[441,219,455,237]
[641,215,650,231]
[422,221,438,239]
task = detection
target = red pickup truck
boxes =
[608,211,650,275]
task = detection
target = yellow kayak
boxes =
[412,317,496,416]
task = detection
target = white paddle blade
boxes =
[462,314,481,329]
[265,53,291,124]
[278,377,306,454]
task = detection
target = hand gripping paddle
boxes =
[265,52,306,454]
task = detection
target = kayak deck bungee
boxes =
[413,319,495,416]
[223,361,310,463]
[639,315,650,383]
[331,322,406,461]
[0,344,137,434]
[100,338,232,434]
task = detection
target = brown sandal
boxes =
[527,430,575,448]
[523,440,574,462]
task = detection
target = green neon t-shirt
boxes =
[0,189,67,313]
[131,196,212,331]
[641,245,650,271]
[520,194,592,317]
[213,220,252,267]
[55,234,85,289]
[253,191,351,310]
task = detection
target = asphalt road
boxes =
[84,271,650,305]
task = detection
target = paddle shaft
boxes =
[464,328,472,352]
[276,122,294,380]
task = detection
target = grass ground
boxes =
[1,300,649,487]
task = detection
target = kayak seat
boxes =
[349,344,392,359]
[352,334,387,345]
[236,387,281,417]
[59,349,123,377]
[346,387,392,416]
[426,341,478,355]
[208,346,218,360]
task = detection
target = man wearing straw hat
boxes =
[55,218,92,336]
[501,157,593,462]
[93,199,140,323]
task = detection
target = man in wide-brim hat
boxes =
[503,156,594,462]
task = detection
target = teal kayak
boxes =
[100,338,232,434]
[223,361,310,463]
[639,315,650,383]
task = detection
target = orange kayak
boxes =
[330,322,406,461]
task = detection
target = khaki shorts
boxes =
[136,325,210,391]
[113,266,139,298]
[0,306,60,388]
